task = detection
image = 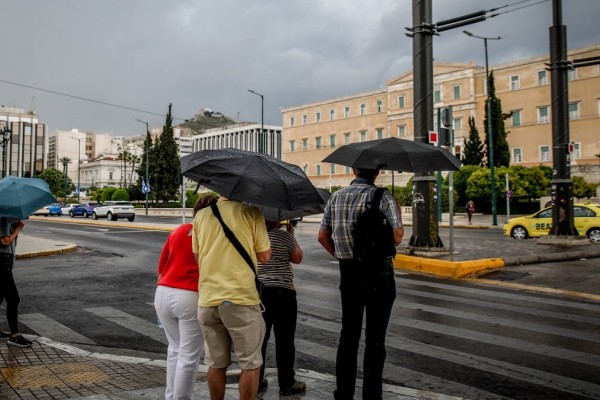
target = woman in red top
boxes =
[154,195,217,400]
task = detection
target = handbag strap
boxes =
[210,204,258,277]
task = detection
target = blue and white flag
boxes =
[75,186,80,195]
[142,178,151,194]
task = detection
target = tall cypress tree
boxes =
[155,103,180,202]
[484,72,510,167]
[462,116,485,166]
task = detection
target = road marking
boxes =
[20,313,95,345]
[84,306,168,345]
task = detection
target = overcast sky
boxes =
[1,0,598,137]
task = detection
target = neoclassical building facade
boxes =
[281,43,600,189]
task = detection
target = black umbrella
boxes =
[322,137,461,172]
[181,148,323,211]
[258,187,331,222]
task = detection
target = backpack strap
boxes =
[370,187,387,210]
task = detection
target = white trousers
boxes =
[154,285,204,400]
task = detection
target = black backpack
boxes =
[352,187,397,262]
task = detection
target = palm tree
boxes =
[117,150,131,187]
[59,157,72,202]
[127,154,141,186]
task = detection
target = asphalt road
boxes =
[9,217,600,399]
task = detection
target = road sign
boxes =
[506,190,512,198]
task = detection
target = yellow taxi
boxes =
[503,203,600,242]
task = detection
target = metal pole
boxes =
[136,119,150,216]
[248,90,264,153]
[506,173,510,221]
[1,128,10,178]
[70,137,82,203]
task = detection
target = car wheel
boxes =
[84,211,89,218]
[70,211,74,218]
[511,226,529,239]
[107,212,114,221]
[92,212,98,220]
[587,228,600,243]
[128,216,135,222]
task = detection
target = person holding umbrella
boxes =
[318,167,404,400]
[192,196,271,400]
[257,219,305,395]
[0,217,32,348]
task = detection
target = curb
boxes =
[393,254,504,278]
[29,215,177,232]
[16,244,78,259]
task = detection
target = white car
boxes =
[92,201,136,222]
[61,204,80,214]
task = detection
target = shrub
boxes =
[111,188,130,201]
[101,187,117,202]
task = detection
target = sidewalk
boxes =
[3,214,599,399]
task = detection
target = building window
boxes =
[360,131,367,142]
[303,164,308,174]
[397,124,407,138]
[568,68,577,81]
[329,109,335,120]
[540,145,550,161]
[376,100,383,112]
[568,102,580,119]
[345,166,351,174]
[290,116,295,126]
[511,110,521,126]
[344,106,350,118]
[289,140,295,152]
[510,75,520,90]
[330,163,335,174]
[453,117,462,131]
[434,83,442,103]
[398,95,405,109]
[537,70,547,85]
[315,112,321,123]
[302,114,307,125]
[452,85,461,100]
[538,106,549,123]
[513,148,522,163]
[302,138,308,151]
[376,128,384,139]
[316,165,321,176]
[315,136,322,149]
[109,172,113,180]
[344,133,351,144]
[360,104,366,116]
[329,134,336,148]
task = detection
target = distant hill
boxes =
[177,108,237,135]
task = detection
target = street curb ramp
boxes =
[393,254,504,278]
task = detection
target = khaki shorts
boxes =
[198,303,265,370]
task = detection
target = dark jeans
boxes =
[0,256,20,334]
[334,259,396,400]
[259,286,298,388]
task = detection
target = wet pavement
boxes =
[1,213,599,399]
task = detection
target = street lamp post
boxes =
[69,137,82,203]
[463,30,502,226]
[1,127,12,178]
[247,89,264,153]
[136,119,150,216]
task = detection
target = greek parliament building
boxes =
[0,106,47,178]
[281,43,600,189]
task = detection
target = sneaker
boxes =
[0,331,10,340]
[279,381,306,396]
[7,334,32,348]
[258,377,268,392]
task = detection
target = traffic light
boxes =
[428,131,438,145]
[439,127,451,146]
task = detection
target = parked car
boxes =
[81,202,99,218]
[34,203,62,216]
[503,203,600,243]
[92,201,135,222]
[68,204,87,218]
[61,204,80,215]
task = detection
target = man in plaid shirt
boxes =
[318,167,403,400]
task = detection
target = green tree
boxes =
[117,149,131,187]
[484,72,510,167]
[101,187,118,202]
[462,116,485,166]
[572,176,596,199]
[136,130,154,193]
[452,165,483,208]
[35,168,72,197]
[111,188,130,201]
[154,103,181,202]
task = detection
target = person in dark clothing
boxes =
[0,217,32,348]
[257,219,306,396]
[318,168,404,400]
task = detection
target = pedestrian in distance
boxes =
[154,194,218,400]
[466,199,475,225]
[318,167,404,400]
[192,197,271,400]
[0,217,32,348]
[257,219,306,396]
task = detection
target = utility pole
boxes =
[408,0,442,248]
[136,119,151,216]
[548,0,576,236]
[247,89,264,154]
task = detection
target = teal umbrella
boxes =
[0,176,57,219]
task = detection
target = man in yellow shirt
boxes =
[193,197,271,400]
